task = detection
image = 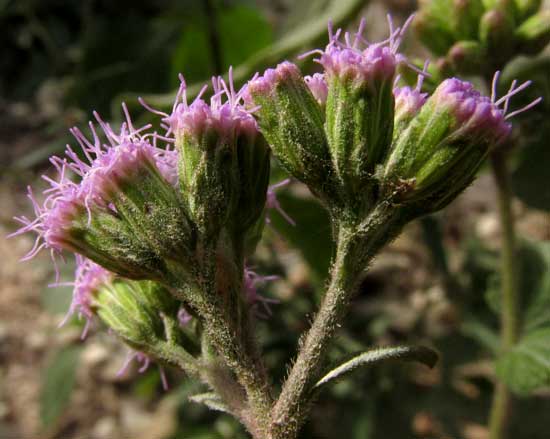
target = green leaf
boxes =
[314,345,438,391]
[189,392,230,414]
[170,23,213,85]
[119,0,365,110]
[494,241,550,395]
[40,346,82,428]
[218,5,273,69]
[496,327,550,395]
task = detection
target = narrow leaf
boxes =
[189,392,230,414]
[40,346,82,428]
[314,346,438,391]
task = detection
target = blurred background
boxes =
[1,0,549,438]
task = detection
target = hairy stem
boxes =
[200,302,273,434]
[171,244,273,436]
[488,150,519,439]
[150,340,200,379]
[269,203,405,438]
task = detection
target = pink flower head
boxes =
[393,61,429,119]
[9,105,175,267]
[141,68,258,142]
[299,15,421,84]
[58,256,113,339]
[243,267,280,317]
[304,73,328,105]
[434,71,542,144]
[265,179,296,227]
[244,61,302,103]
[210,67,259,138]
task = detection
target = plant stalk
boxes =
[168,246,273,436]
[488,149,519,439]
[269,203,405,438]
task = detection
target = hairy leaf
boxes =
[189,392,230,414]
[314,346,438,391]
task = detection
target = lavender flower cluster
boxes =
[9,14,540,388]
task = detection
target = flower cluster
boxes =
[415,0,550,75]
[299,16,416,84]
[247,16,541,216]
[8,13,541,401]
[8,106,182,276]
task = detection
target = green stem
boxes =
[170,244,273,436]
[488,149,519,439]
[269,203,405,439]
[151,340,200,379]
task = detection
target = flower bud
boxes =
[452,0,485,40]
[514,0,542,20]
[382,73,540,214]
[479,9,516,64]
[414,3,457,56]
[211,74,271,237]
[515,10,550,55]
[10,108,195,281]
[244,62,332,194]
[63,257,180,348]
[393,85,428,142]
[95,274,180,347]
[321,21,398,191]
[61,257,113,338]
[304,73,328,107]
[309,16,422,210]
[159,72,270,241]
[448,41,486,74]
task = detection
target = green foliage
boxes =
[218,6,273,70]
[495,242,550,394]
[170,5,273,84]
[314,346,439,391]
[170,24,214,85]
[189,392,231,414]
[461,237,550,395]
[40,346,82,428]
[128,0,365,109]
[486,240,550,394]
[496,327,550,395]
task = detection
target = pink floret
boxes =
[149,68,259,142]
[10,105,177,264]
[435,77,512,143]
[243,267,280,317]
[299,15,420,84]
[394,86,428,117]
[305,73,328,105]
[58,256,113,339]
[244,61,302,103]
